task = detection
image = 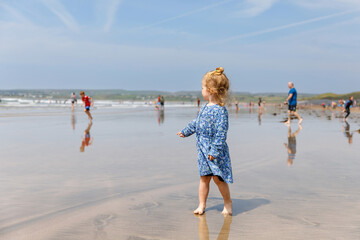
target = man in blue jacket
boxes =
[284,82,303,125]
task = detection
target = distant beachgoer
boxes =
[235,100,239,113]
[344,96,354,121]
[80,122,93,152]
[284,82,303,125]
[71,92,77,110]
[258,98,262,108]
[160,96,165,108]
[249,102,254,114]
[339,99,344,108]
[155,95,161,109]
[331,101,337,109]
[284,125,302,166]
[80,91,93,121]
[177,67,233,216]
[197,97,201,107]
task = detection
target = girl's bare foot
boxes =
[298,118,303,125]
[222,201,232,215]
[194,205,206,215]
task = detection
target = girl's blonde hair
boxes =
[202,67,229,107]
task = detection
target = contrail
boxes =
[208,9,360,45]
[140,0,235,30]
[0,3,32,24]
[104,0,124,32]
[41,0,79,31]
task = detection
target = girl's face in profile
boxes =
[202,83,210,101]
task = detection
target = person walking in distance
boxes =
[343,96,354,122]
[284,82,303,125]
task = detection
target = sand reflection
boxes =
[80,122,93,152]
[157,108,165,125]
[71,112,76,130]
[284,125,302,166]
[197,214,232,240]
[343,121,353,144]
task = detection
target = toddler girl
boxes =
[177,67,233,215]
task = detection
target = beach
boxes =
[1,105,360,239]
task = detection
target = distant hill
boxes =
[311,92,360,100]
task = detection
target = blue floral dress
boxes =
[181,104,233,183]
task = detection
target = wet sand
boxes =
[0,106,360,239]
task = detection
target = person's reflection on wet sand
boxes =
[258,111,262,125]
[157,108,165,125]
[80,122,93,152]
[343,121,353,144]
[284,125,302,166]
[197,214,232,240]
[71,113,76,130]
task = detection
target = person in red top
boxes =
[80,91,93,120]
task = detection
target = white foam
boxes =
[0,98,195,109]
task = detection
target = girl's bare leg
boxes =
[194,176,211,215]
[213,177,232,215]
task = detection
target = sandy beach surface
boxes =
[1,105,360,240]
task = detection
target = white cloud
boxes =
[104,0,124,32]
[0,3,32,24]
[41,0,79,31]
[140,0,235,30]
[234,0,278,17]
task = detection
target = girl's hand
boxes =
[177,131,185,138]
[208,155,215,161]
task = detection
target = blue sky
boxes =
[0,0,359,93]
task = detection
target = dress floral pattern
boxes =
[181,104,233,183]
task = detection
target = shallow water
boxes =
[0,106,360,239]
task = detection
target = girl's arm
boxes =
[90,97,94,106]
[179,119,197,137]
[208,108,228,159]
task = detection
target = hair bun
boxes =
[215,67,224,75]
